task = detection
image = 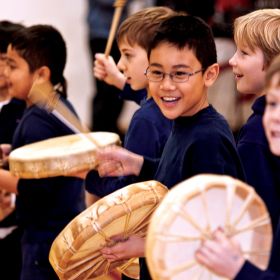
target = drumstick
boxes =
[104,0,127,57]
[27,81,101,147]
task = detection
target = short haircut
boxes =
[147,15,217,71]
[0,20,24,53]
[10,24,67,97]
[265,54,280,89]
[117,6,177,51]
[234,9,280,67]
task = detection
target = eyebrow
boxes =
[149,63,191,69]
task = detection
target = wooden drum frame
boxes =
[9,132,120,179]
[49,180,168,280]
[146,174,272,280]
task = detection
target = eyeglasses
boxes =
[144,67,204,83]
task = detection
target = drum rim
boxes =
[49,180,168,280]
[9,132,121,178]
[146,174,272,280]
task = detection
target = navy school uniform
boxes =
[235,214,280,279]
[138,105,246,280]
[85,86,173,197]
[0,98,25,280]
[237,95,280,234]
[12,99,85,280]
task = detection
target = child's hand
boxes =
[96,146,143,177]
[94,53,126,90]
[0,144,11,168]
[195,228,245,279]
[100,235,145,261]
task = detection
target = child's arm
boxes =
[195,228,245,279]
[100,235,145,261]
[96,145,144,177]
[94,53,126,90]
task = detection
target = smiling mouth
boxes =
[161,96,180,102]
[234,73,243,79]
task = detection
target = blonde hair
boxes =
[265,54,280,89]
[117,6,178,51]
[234,9,280,67]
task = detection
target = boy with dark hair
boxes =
[93,14,245,279]
[0,24,85,280]
[0,20,25,280]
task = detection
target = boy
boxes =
[0,20,26,280]
[0,25,85,280]
[229,9,280,233]
[195,53,280,280]
[85,7,175,198]
[95,15,245,279]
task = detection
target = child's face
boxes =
[229,44,265,96]
[263,73,280,156]
[4,45,35,101]
[117,40,148,90]
[148,43,209,119]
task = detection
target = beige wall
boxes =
[0,0,93,127]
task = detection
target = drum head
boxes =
[146,174,272,280]
[49,180,168,280]
[9,132,120,178]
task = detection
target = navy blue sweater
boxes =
[237,95,280,233]
[233,96,280,280]
[12,100,85,242]
[86,86,173,197]
[139,105,245,280]
[235,215,280,279]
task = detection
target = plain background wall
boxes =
[0,0,93,127]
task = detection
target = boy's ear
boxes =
[33,66,51,83]
[204,63,219,87]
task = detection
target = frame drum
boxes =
[9,132,120,179]
[49,180,168,280]
[146,174,272,280]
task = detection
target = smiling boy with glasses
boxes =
[95,14,245,280]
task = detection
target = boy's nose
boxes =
[229,52,237,66]
[160,75,176,90]
[3,65,10,77]
[117,57,125,71]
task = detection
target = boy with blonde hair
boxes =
[196,53,280,280]
[230,9,280,233]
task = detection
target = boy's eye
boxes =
[150,70,163,77]
[6,61,16,69]
[174,71,189,79]
[267,101,277,108]
[240,50,248,56]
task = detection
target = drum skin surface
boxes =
[49,180,168,280]
[9,132,120,179]
[146,174,272,280]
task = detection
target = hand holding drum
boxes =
[8,132,121,179]
[146,174,272,280]
[49,180,168,280]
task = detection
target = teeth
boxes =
[162,97,178,101]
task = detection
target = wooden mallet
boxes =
[104,0,127,57]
